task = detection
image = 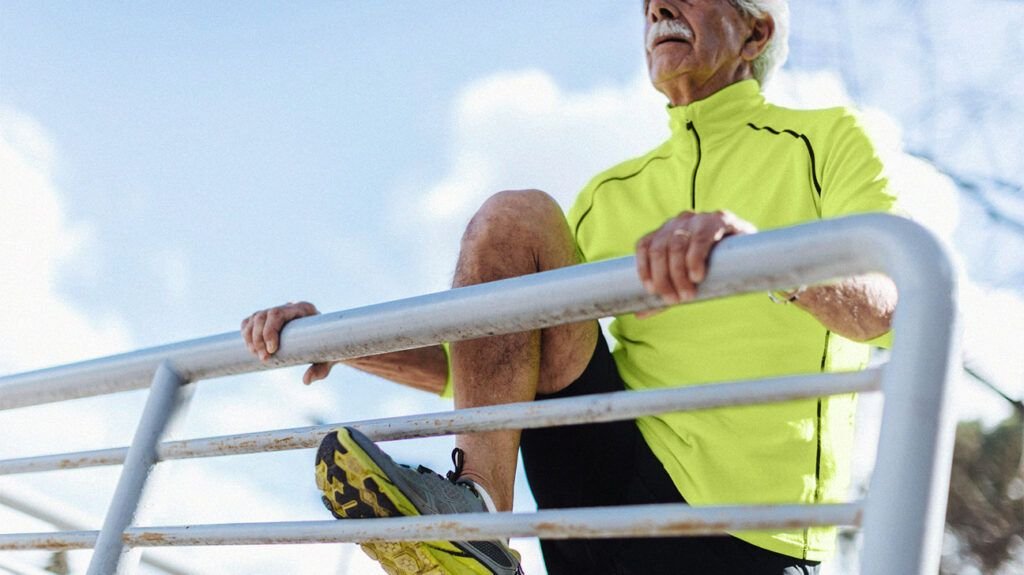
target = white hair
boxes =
[728,0,790,86]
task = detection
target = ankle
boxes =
[459,479,499,513]
[457,470,512,511]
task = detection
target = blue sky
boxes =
[0,2,643,345]
[2,2,1023,573]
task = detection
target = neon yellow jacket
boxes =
[567,79,897,560]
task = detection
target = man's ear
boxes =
[742,15,774,62]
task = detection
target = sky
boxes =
[1,1,1023,574]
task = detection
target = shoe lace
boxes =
[445,447,466,482]
[407,448,466,485]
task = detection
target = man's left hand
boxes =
[635,210,756,313]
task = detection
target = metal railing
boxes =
[0,484,193,575]
[0,214,959,575]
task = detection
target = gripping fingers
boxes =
[635,211,756,313]
[686,214,756,284]
[636,234,668,318]
[668,228,696,301]
[684,231,716,285]
[263,308,288,356]
[241,317,254,353]
[241,301,320,363]
[636,234,654,292]
[647,233,680,305]
[249,312,270,360]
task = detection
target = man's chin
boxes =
[648,58,691,83]
[650,69,689,91]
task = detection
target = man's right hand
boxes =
[241,301,335,385]
[635,210,757,313]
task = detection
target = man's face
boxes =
[644,0,754,95]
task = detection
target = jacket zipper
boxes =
[804,330,831,559]
[686,121,702,210]
[815,330,830,505]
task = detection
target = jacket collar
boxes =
[667,79,764,142]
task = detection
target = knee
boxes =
[455,189,577,286]
[483,188,560,212]
[461,189,565,248]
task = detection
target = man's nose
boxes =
[647,0,680,24]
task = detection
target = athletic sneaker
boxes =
[315,426,524,575]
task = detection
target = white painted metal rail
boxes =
[0,484,194,575]
[0,214,959,575]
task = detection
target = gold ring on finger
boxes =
[672,229,692,240]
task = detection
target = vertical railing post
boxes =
[87,362,187,575]
[859,224,960,575]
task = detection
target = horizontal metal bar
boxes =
[0,369,881,475]
[0,502,862,550]
[0,482,198,574]
[0,530,97,552]
[0,447,127,476]
[0,214,903,411]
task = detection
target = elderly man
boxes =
[242,1,897,573]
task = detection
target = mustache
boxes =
[645,19,694,53]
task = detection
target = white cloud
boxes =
[958,284,1024,413]
[0,108,145,572]
[420,151,498,221]
[423,69,667,219]
[391,69,668,286]
[0,108,132,373]
[764,69,857,109]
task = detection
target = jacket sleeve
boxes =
[819,110,899,219]
[819,110,899,347]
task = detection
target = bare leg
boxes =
[451,190,598,511]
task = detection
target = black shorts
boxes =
[519,332,822,575]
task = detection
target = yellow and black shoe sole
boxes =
[314,428,493,575]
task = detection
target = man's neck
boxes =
[656,68,753,107]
